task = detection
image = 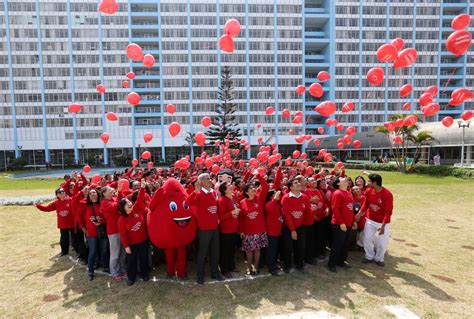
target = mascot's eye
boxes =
[183,202,190,210]
[169,202,178,211]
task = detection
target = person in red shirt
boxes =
[351,186,367,250]
[361,173,394,267]
[80,188,108,281]
[35,187,75,256]
[187,173,225,284]
[239,172,269,276]
[118,181,149,286]
[281,179,311,273]
[328,177,357,272]
[355,175,367,194]
[217,182,240,277]
[296,175,317,266]
[100,184,126,282]
[313,179,329,259]
[264,189,283,276]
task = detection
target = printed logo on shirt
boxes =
[317,202,323,209]
[131,222,142,232]
[134,213,139,218]
[59,210,69,217]
[369,204,380,212]
[310,204,318,211]
[346,203,353,211]
[278,215,284,224]
[247,211,258,219]
[207,206,217,214]
[291,210,303,219]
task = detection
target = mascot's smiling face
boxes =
[147,178,196,249]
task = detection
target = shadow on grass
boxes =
[39,248,456,317]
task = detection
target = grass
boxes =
[0,171,473,317]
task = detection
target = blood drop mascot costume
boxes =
[147,178,197,279]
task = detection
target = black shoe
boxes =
[212,274,225,281]
[362,258,373,264]
[88,273,94,281]
[375,261,385,267]
[142,275,150,282]
[127,280,135,286]
[305,259,317,266]
[60,252,68,257]
[283,267,290,274]
[270,270,280,276]
[104,268,110,274]
[250,270,257,276]
[196,277,204,285]
[328,266,337,273]
[296,267,306,273]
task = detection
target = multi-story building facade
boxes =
[0,0,472,167]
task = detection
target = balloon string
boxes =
[441,67,458,95]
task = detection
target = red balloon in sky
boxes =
[100,132,110,144]
[346,126,356,135]
[169,122,181,137]
[366,67,385,86]
[282,109,291,119]
[144,132,153,143]
[194,132,206,146]
[96,84,106,94]
[441,116,454,128]
[126,43,144,61]
[83,165,91,173]
[424,85,438,97]
[402,102,411,111]
[451,13,471,31]
[147,162,154,168]
[421,103,440,117]
[392,48,417,68]
[122,81,130,88]
[131,159,138,167]
[98,0,118,15]
[166,104,176,114]
[376,43,398,62]
[393,136,403,145]
[128,92,140,106]
[419,93,434,107]
[315,101,336,117]
[342,102,354,113]
[353,140,361,148]
[336,124,344,131]
[317,71,330,82]
[289,129,294,135]
[309,83,323,98]
[201,116,212,128]
[143,54,155,68]
[292,150,301,159]
[292,115,302,124]
[391,38,405,51]
[266,106,275,115]
[461,110,473,121]
[452,88,472,103]
[219,34,234,53]
[446,30,471,56]
[295,85,306,95]
[313,139,321,146]
[317,127,324,134]
[106,112,118,121]
[224,19,241,37]
[68,103,82,113]
[399,83,412,97]
[141,151,151,160]
[126,71,135,80]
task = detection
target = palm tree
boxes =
[184,132,195,148]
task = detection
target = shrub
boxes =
[9,157,28,169]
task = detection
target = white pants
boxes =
[363,219,390,262]
[356,229,365,248]
[108,233,126,276]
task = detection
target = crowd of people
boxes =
[34,160,393,286]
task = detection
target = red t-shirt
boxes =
[331,189,355,227]
[81,203,106,237]
[281,192,311,232]
[362,187,393,224]
[265,199,283,236]
[217,196,239,234]
[238,174,269,235]
[36,197,75,229]
[100,194,123,235]
[354,195,367,229]
[186,188,219,231]
[118,188,148,247]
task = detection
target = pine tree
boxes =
[206,66,241,145]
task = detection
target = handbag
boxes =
[92,204,107,239]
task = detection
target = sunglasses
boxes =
[58,190,65,194]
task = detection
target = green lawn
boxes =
[0,170,473,317]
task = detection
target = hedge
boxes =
[311,162,474,179]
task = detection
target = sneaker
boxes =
[112,275,122,282]
[328,266,337,273]
[60,252,68,257]
[127,280,135,286]
[305,259,317,266]
[362,258,373,264]
[212,274,225,281]
[196,277,204,285]
[375,261,385,267]
[88,273,94,281]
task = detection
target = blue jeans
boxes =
[266,235,280,272]
[86,236,109,274]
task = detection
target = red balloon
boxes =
[317,127,324,134]
[91,174,102,184]
[169,122,181,137]
[271,143,277,149]
[122,81,130,88]
[461,110,473,121]
[403,115,418,127]
[98,0,118,15]
[313,139,321,146]
[147,162,154,168]
[248,158,259,168]
[219,34,234,53]
[131,159,138,167]
[366,67,384,85]
[126,72,135,80]
[446,30,471,56]
[257,123,262,128]
[344,135,352,145]
[402,102,411,111]
[126,43,144,61]
[266,106,275,115]
[393,136,403,145]
[257,137,263,143]
[100,132,110,144]
[295,85,306,95]
[441,116,454,128]
[143,54,155,68]
[201,116,212,128]
[106,112,118,121]
[451,13,471,31]
[392,48,417,68]
[337,142,344,149]
[118,179,129,191]
[317,71,330,82]
[83,165,91,173]
[376,43,398,62]
[452,88,472,103]
[292,115,303,124]
[141,151,151,160]
[399,83,412,97]
[419,92,434,107]
[448,98,463,106]
[346,126,356,135]
[336,124,344,131]
[385,121,396,132]
[315,101,336,117]
[205,158,213,169]
[295,111,303,118]
[211,164,220,175]
[424,85,438,97]
[292,150,301,159]
[323,153,332,162]
[391,38,405,51]
[353,140,361,148]
[285,157,292,166]
[300,152,307,160]
[295,136,305,144]
[318,149,327,157]
[395,119,405,128]
[224,19,241,37]
[128,92,141,106]
[421,103,440,117]
[96,84,106,94]
[342,102,354,113]
[282,109,291,119]
[305,135,312,141]
[144,132,153,143]
[166,104,176,114]
[68,103,82,113]
[232,149,240,156]
[325,118,333,126]
[309,83,323,98]
[195,132,206,146]
[305,166,314,176]
[289,129,294,135]
[244,144,250,151]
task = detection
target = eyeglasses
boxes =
[58,190,65,193]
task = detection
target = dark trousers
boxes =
[197,229,220,279]
[71,227,88,261]
[59,228,73,255]
[304,224,315,262]
[266,235,280,273]
[219,233,237,273]
[282,226,305,270]
[314,220,328,258]
[328,225,352,268]
[86,236,109,274]
[127,240,150,283]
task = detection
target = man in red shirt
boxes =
[187,173,225,284]
[361,174,393,267]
